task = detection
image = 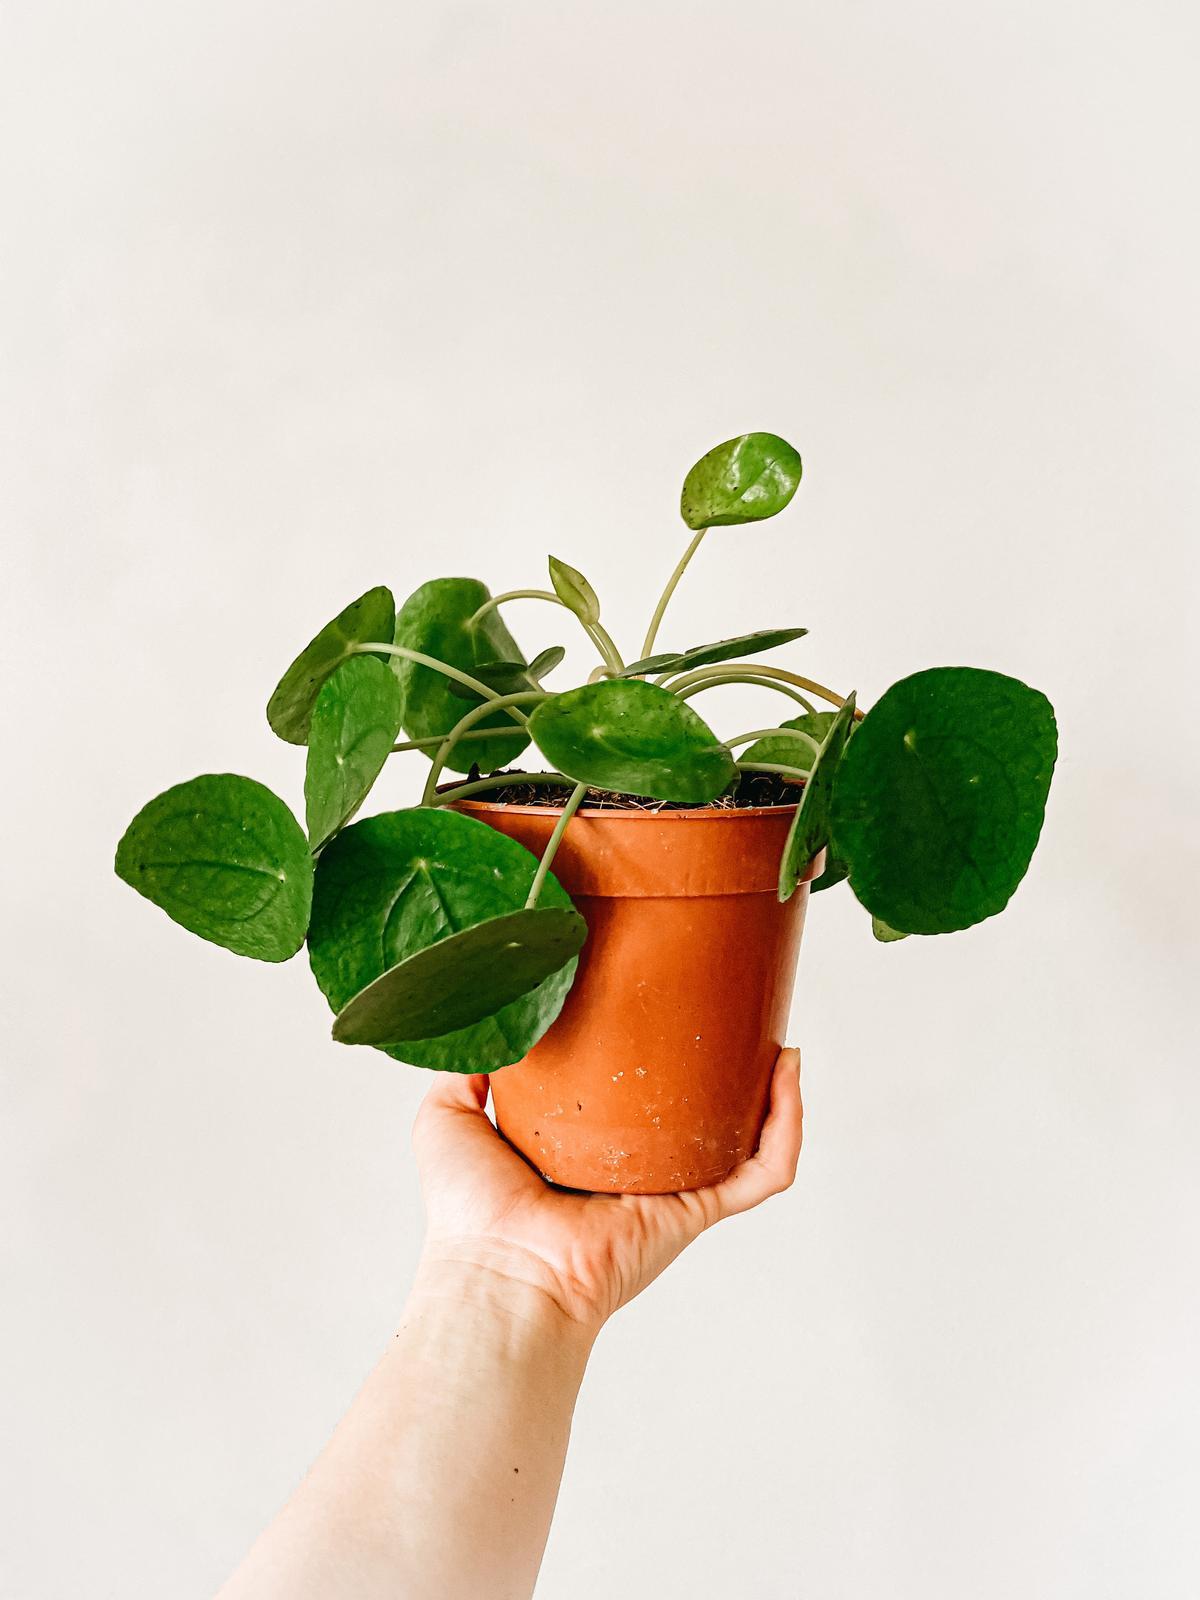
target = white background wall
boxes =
[3,2,1198,1595]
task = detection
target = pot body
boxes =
[456,799,819,1194]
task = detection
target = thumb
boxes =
[411,1071,493,1170]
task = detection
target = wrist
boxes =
[410,1243,602,1357]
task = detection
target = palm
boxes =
[413,1054,802,1327]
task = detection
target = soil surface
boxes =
[456,769,805,811]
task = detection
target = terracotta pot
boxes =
[455,798,821,1194]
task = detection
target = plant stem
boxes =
[673,672,817,712]
[392,728,502,754]
[737,760,810,781]
[664,661,858,713]
[638,528,707,661]
[584,619,625,674]
[525,783,587,908]
[354,644,528,724]
[725,726,822,758]
[427,770,572,806]
[422,691,549,807]
[468,590,569,624]
[467,589,623,674]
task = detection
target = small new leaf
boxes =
[528,645,566,682]
[548,556,601,625]
[446,660,538,702]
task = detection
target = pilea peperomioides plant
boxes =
[116,430,1058,1081]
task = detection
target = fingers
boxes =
[423,1071,490,1114]
[705,1047,803,1222]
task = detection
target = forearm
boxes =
[217,1253,596,1600]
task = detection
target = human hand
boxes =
[411,1049,803,1334]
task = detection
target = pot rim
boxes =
[452,796,800,820]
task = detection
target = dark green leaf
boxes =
[304,656,403,851]
[307,807,578,1070]
[680,432,803,530]
[747,712,856,894]
[810,848,850,895]
[529,679,737,803]
[393,579,530,773]
[619,651,689,677]
[266,586,396,745]
[548,556,600,624]
[115,774,313,961]
[670,628,808,674]
[622,628,807,679]
[445,645,566,704]
[332,907,587,1044]
[742,711,837,774]
[778,695,857,901]
[831,667,1057,934]
[528,645,566,681]
[446,660,535,701]
[871,917,909,943]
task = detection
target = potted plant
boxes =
[115,432,1057,1193]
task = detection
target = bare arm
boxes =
[217,1050,803,1600]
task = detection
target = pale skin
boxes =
[216,1048,803,1600]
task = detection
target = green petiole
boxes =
[725,727,822,759]
[638,528,707,662]
[426,770,573,806]
[662,660,856,712]
[674,672,818,712]
[469,590,569,624]
[353,643,529,725]
[525,782,588,908]
[421,691,549,807]
[736,760,810,780]
[392,727,506,755]
[469,588,624,676]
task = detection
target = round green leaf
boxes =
[304,655,404,851]
[332,907,587,1045]
[680,432,803,530]
[871,916,909,943]
[831,667,1058,934]
[266,585,396,745]
[307,807,578,1070]
[393,579,531,773]
[778,695,857,901]
[548,556,600,625]
[742,710,837,773]
[115,774,313,961]
[529,679,737,803]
